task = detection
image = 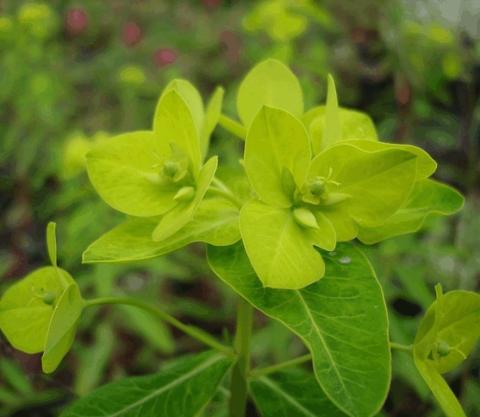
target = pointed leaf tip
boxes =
[46,222,57,267]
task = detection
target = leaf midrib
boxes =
[295,291,355,414]
[257,376,318,417]
[103,353,224,417]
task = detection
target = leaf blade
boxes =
[237,59,303,127]
[250,369,347,417]
[208,242,391,417]
[61,351,233,417]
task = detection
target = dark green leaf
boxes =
[251,369,347,417]
[208,242,390,417]
[61,351,233,417]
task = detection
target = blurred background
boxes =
[0,1,479,416]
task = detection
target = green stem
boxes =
[250,353,312,378]
[390,342,413,353]
[85,297,233,356]
[229,299,253,417]
[219,114,246,140]
[209,177,243,208]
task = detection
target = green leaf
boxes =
[86,131,178,217]
[153,89,202,174]
[42,283,84,373]
[245,106,311,208]
[342,140,436,180]
[320,205,358,242]
[413,289,480,417]
[358,179,464,244]
[74,323,115,396]
[239,200,325,289]
[323,75,342,151]
[237,59,303,127]
[119,306,174,354]
[162,79,204,138]
[309,144,417,227]
[414,361,466,417]
[250,369,347,417]
[83,198,240,263]
[414,289,480,374]
[208,242,391,417]
[152,156,218,241]
[0,357,33,395]
[201,86,224,156]
[61,351,233,417]
[303,107,377,154]
[46,221,57,267]
[0,266,75,353]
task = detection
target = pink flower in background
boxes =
[202,0,222,9]
[65,7,88,36]
[153,48,177,68]
[122,22,143,47]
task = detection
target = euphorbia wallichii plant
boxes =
[1,59,478,417]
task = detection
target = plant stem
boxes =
[219,114,246,140]
[209,177,243,208]
[85,296,233,356]
[250,353,312,378]
[390,342,413,353]
[229,298,253,417]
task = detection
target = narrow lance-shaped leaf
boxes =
[201,86,224,157]
[61,351,233,417]
[208,242,391,417]
[46,221,57,267]
[237,59,304,127]
[323,74,342,150]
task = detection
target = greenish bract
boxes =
[83,58,463,291]
[86,80,222,242]
[0,223,84,373]
[413,285,480,417]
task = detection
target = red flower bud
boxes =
[202,0,222,9]
[65,7,88,36]
[122,22,143,47]
[153,48,177,68]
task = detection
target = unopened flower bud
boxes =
[309,178,325,196]
[436,340,450,357]
[293,207,319,229]
[174,186,195,202]
[42,292,56,305]
[163,161,180,178]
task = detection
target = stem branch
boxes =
[250,353,312,378]
[219,114,246,140]
[390,342,413,353]
[229,299,253,417]
[85,296,233,356]
[209,177,243,208]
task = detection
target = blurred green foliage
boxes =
[0,0,479,416]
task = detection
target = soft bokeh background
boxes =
[0,1,479,416]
